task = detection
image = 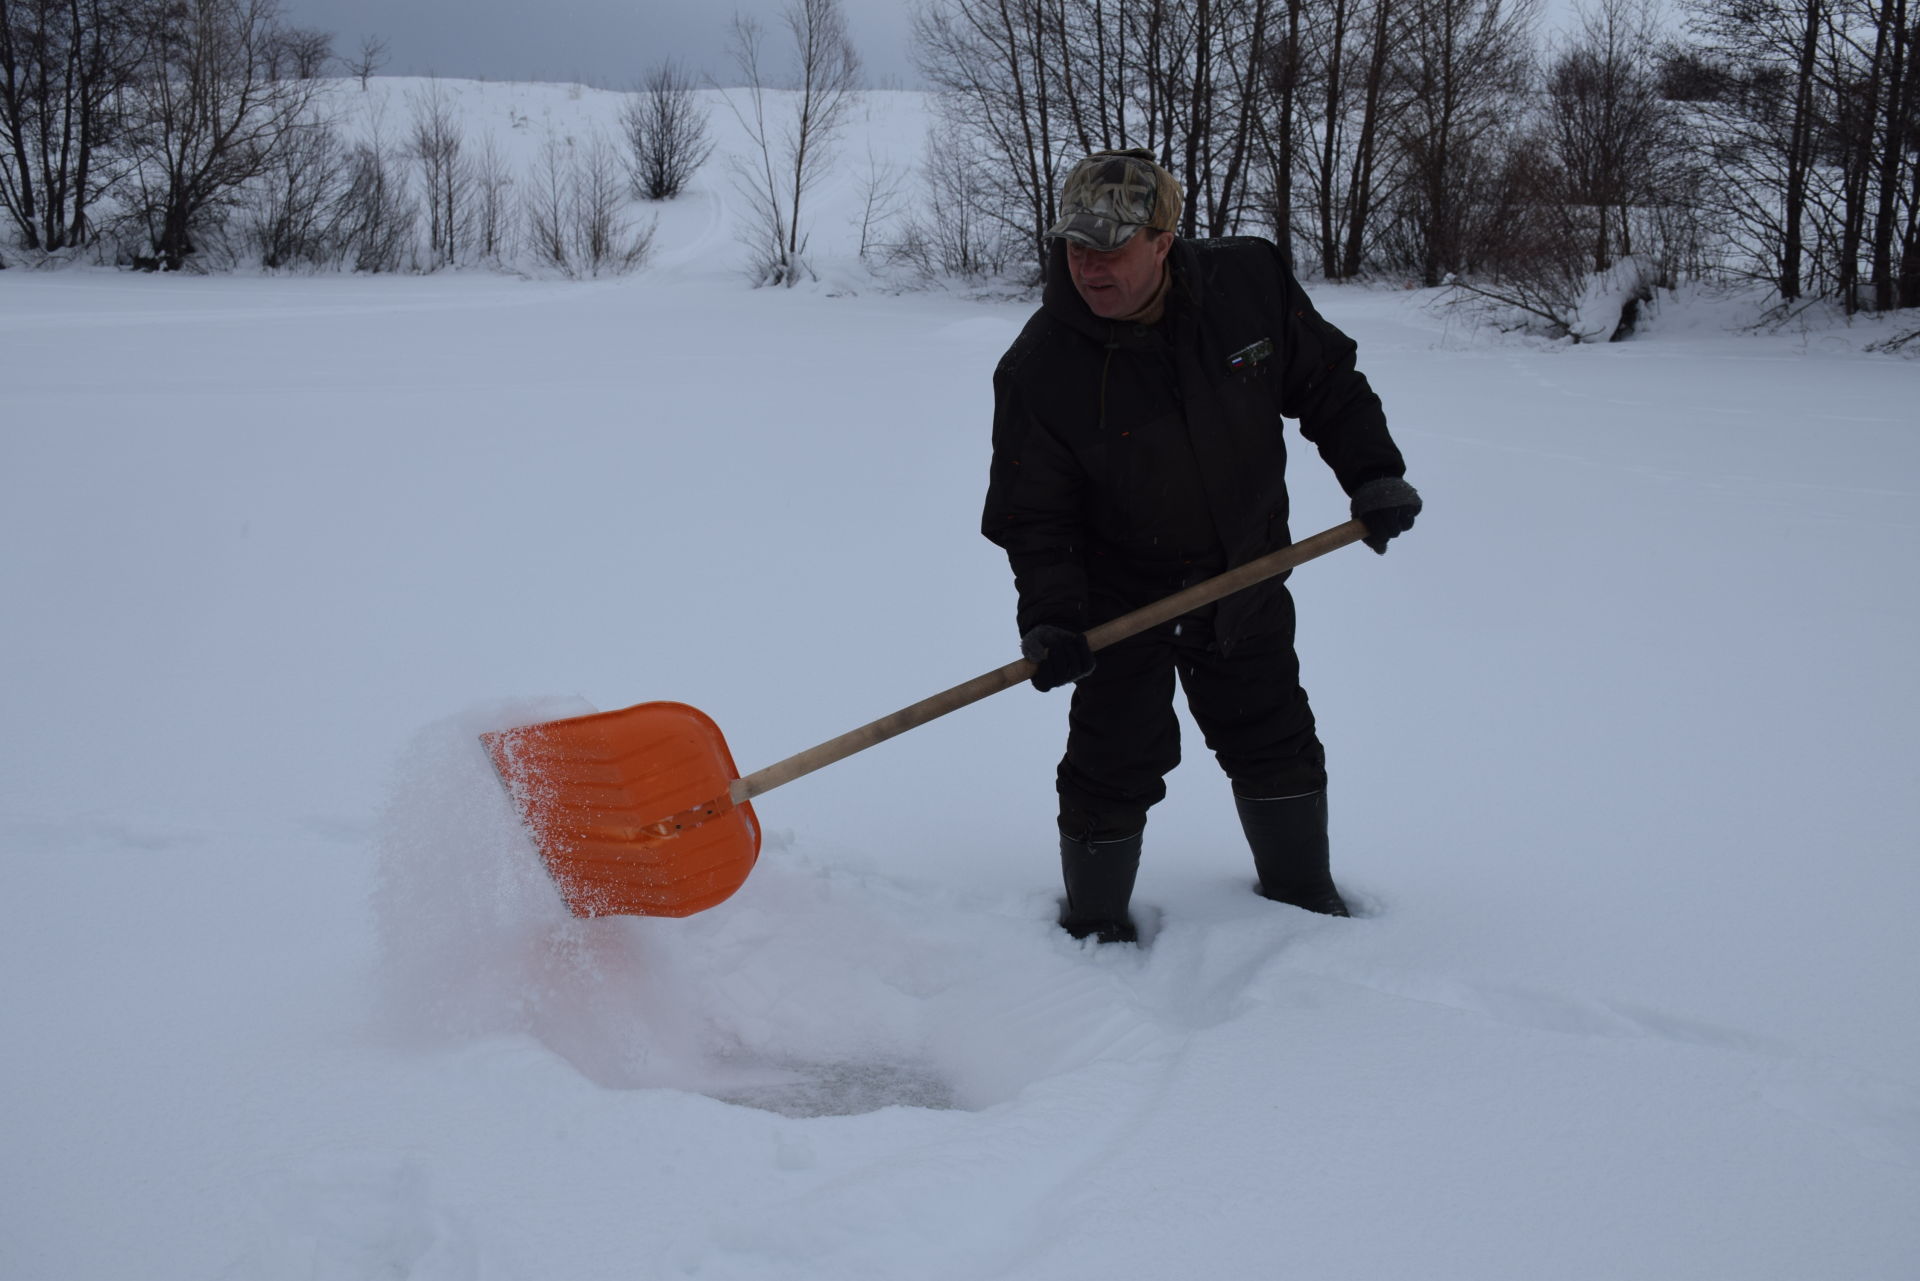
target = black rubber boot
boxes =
[1058,831,1143,944]
[1235,791,1350,917]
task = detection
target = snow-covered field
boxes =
[3,81,1918,1280]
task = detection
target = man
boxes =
[983,149,1421,944]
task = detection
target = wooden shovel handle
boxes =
[731,519,1369,803]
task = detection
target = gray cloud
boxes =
[281,0,918,90]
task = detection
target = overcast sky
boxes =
[278,0,921,90]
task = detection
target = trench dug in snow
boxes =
[373,703,1248,1119]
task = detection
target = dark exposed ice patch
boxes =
[709,1058,959,1118]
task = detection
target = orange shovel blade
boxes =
[481,702,760,918]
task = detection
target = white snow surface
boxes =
[3,81,1919,1280]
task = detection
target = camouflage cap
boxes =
[1047,149,1183,251]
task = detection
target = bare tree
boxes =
[1542,0,1688,273]
[781,0,860,258]
[719,0,860,286]
[893,0,1906,307]
[853,138,909,260]
[266,23,329,78]
[348,33,386,90]
[895,111,1021,276]
[1686,0,1840,301]
[913,0,1321,275]
[409,80,469,267]
[719,16,790,281]
[1299,0,1360,274]
[1287,0,1418,277]
[336,100,415,272]
[1385,0,1539,284]
[1781,0,1822,302]
[1421,0,1701,336]
[574,130,652,273]
[1867,0,1917,309]
[1122,0,1277,242]
[1340,0,1407,275]
[0,0,148,253]
[241,111,347,268]
[524,128,654,277]
[523,127,571,272]
[342,158,413,271]
[620,56,713,200]
[471,127,514,262]
[1448,125,1656,339]
[1251,0,1297,252]
[912,0,1064,278]
[124,0,325,270]
[1828,0,1918,312]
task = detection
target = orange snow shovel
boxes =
[483,519,1370,919]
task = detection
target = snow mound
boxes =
[1569,255,1657,342]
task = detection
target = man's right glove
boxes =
[1021,624,1095,692]
[1349,476,1423,554]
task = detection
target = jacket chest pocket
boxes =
[1220,355,1277,421]
[1211,332,1279,422]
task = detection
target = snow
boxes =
[1568,255,1654,342]
[4,80,1918,1280]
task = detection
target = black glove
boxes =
[1350,476,1423,554]
[1021,625,1095,692]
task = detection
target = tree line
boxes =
[0,0,865,285]
[911,0,1919,326]
[5,0,1914,325]
[0,0,665,274]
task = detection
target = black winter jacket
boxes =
[983,236,1406,652]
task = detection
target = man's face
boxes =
[1066,229,1172,319]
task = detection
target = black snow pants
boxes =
[1056,585,1327,842]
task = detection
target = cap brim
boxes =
[1046,212,1142,252]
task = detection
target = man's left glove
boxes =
[1350,477,1423,554]
[1021,625,1095,692]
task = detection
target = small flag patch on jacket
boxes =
[1227,338,1273,371]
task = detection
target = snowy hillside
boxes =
[278,76,931,282]
[3,78,1918,1281]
